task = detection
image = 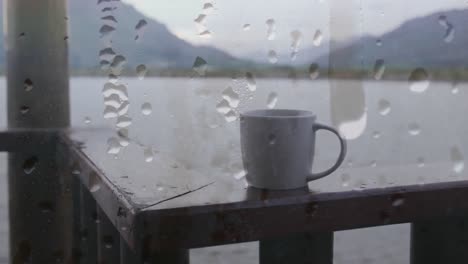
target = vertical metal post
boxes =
[260,232,334,264]
[411,216,468,264]
[5,0,71,263]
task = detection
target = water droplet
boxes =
[245,72,256,91]
[376,39,383,47]
[38,201,54,213]
[89,172,101,193]
[222,87,240,108]
[439,15,455,43]
[268,50,278,64]
[341,173,350,187]
[135,19,148,41]
[267,92,278,109]
[203,3,215,13]
[417,157,425,167]
[216,99,231,114]
[110,55,127,76]
[268,133,277,145]
[408,122,421,136]
[116,115,132,128]
[224,110,237,122]
[409,68,430,93]
[199,30,212,38]
[102,236,113,249]
[372,131,381,139]
[451,85,459,94]
[141,102,152,115]
[101,15,117,23]
[266,19,276,40]
[144,148,154,162]
[193,56,208,76]
[18,32,26,39]
[99,25,115,38]
[20,106,30,115]
[378,99,391,116]
[391,194,405,207]
[243,24,251,31]
[136,64,147,80]
[117,101,130,116]
[23,156,38,174]
[451,146,464,174]
[370,160,377,168]
[103,106,118,119]
[233,170,247,180]
[24,79,33,91]
[107,137,121,155]
[99,47,116,61]
[309,63,320,80]
[313,30,323,46]
[290,30,302,61]
[373,59,385,80]
[84,117,92,125]
[117,129,130,147]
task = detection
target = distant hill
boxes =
[315,9,468,71]
[0,2,467,77]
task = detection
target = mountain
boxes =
[315,9,468,71]
[68,0,250,71]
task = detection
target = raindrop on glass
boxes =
[267,92,278,109]
[135,19,148,41]
[245,72,256,91]
[144,147,154,163]
[141,102,152,115]
[268,50,278,64]
[107,137,121,155]
[203,3,215,13]
[243,24,251,31]
[23,156,38,174]
[216,99,231,114]
[408,122,421,136]
[193,56,208,76]
[116,115,133,128]
[290,30,302,61]
[378,99,391,116]
[20,106,30,115]
[313,30,323,47]
[373,59,385,80]
[136,64,147,80]
[341,173,351,187]
[224,110,237,122]
[199,30,212,38]
[376,39,383,47]
[309,63,320,80]
[268,133,277,145]
[409,68,430,93]
[103,106,118,119]
[451,146,464,174]
[84,117,92,125]
[417,157,425,168]
[233,170,247,180]
[438,15,455,43]
[266,19,276,40]
[24,78,33,91]
[222,87,240,108]
[99,25,115,38]
[89,173,101,193]
[372,131,381,139]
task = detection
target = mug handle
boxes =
[307,123,347,181]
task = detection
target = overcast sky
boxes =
[121,0,466,57]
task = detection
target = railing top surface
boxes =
[3,128,468,249]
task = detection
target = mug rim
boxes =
[241,109,316,119]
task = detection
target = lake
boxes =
[1,76,467,263]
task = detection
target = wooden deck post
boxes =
[5,0,71,262]
[411,217,468,264]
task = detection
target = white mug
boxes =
[240,109,347,190]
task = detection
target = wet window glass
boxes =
[0,0,467,263]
